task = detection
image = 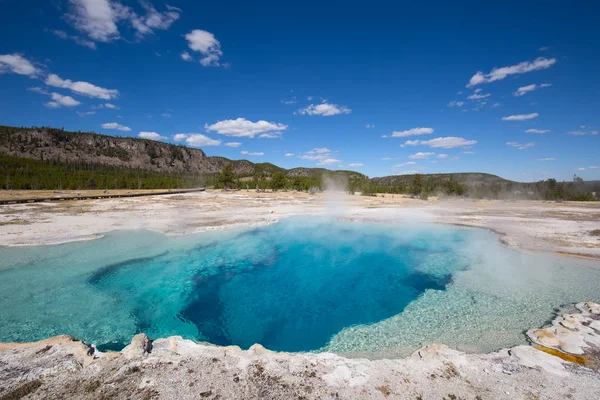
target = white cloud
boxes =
[297,103,351,116]
[502,113,539,121]
[76,110,96,116]
[258,133,280,139]
[592,131,599,135]
[403,137,477,149]
[46,92,81,108]
[0,54,39,76]
[567,130,587,136]
[285,153,294,156]
[174,133,221,147]
[48,29,97,49]
[30,86,82,108]
[537,158,555,161]
[393,161,416,167]
[467,57,557,87]
[462,151,474,154]
[525,128,550,134]
[589,166,599,169]
[101,122,131,131]
[298,148,339,164]
[184,30,223,67]
[309,148,330,154]
[447,100,464,108]
[161,113,171,118]
[241,151,264,156]
[514,84,537,97]
[348,163,363,167]
[317,158,341,166]
[138,131,165,140]
[281,98,297,105]
[66,0,180,43]
[467,93,490,100]
[66,0,120,42]
[104,103,118,109]
[205,118,287,138]
[540,83,552,88]
[507,141,535,150]
[390,127,434,138]
[225,142,241,148]
[45,74,118,100]
[578,168,587,171]
[128,1,181,37]
[381,157,399,160]
[436,154,448,159]
[366,124,375,128]
[180,51,192,62]
[409,152,435,159]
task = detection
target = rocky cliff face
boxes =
[0,127,222,173]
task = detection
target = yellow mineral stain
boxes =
[533,345,589,366]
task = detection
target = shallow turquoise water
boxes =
[1,218,599,355]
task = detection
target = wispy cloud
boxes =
[537,158,555,161]
[48,29,96,49]
[297,103,351,116]
[225,142,241,148]
[402,137,477,149]
[241,151,264,156]
[467,57,556,87]
[348,163,364,167]
[393,161,416,167]
[467,93,490,100]
[507,141,535,150]
[390,127,434,138]
[317,158,341,166]
[102,122,130,131]
[46,73,118,100]
[408,152,435,159]
[447,100,464,108]
[525,128,550,134]
[514,83,551,97]
[298,148,341,166]
[502,113,539,121]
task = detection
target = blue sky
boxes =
[1,0,599,181]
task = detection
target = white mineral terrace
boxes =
[1,191,599,399]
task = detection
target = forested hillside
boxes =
[0,125,597,200]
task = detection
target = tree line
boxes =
[1,154,597,201]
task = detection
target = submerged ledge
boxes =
[1,302,599,399]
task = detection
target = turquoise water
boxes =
[1,218,599,355]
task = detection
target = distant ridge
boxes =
[0,125,365,179]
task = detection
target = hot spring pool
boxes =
[1,218,599,356]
